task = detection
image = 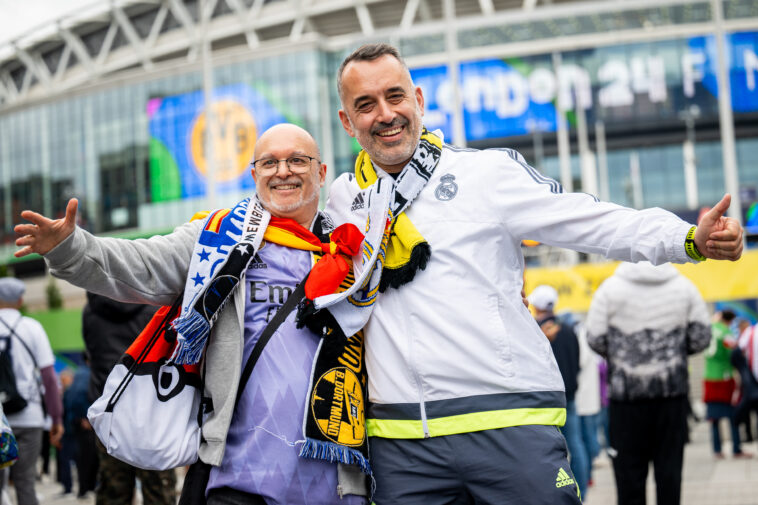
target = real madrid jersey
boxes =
[206,242,365,505]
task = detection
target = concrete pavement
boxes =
[584,418,758,505]
[4,416,757,504]
[3,467,180,505]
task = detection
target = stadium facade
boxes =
[2,0,758,275]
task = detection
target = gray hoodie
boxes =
[44,221,366,496]
[45,220,243,464]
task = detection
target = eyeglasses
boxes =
[251,155,320,174]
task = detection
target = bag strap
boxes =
[0,315,45,415]
[0,317,37,369]
[106,295,184,412]
[110,274,306,419]
[234,273,308,407]
[137,295,184,370]
[0,317,18,347]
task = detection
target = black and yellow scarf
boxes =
[260,216,371,474]
[299,128,443,339]
[354,128,442,290]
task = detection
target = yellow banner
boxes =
[524,250,758,313]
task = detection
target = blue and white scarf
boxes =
[170,197,270,364]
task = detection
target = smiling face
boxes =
[252,124,326,228]
[338,54,424,173]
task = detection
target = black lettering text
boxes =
[249,281,267,302]
[269,285,293,304]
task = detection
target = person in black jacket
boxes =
[82,292,177,505]
[529,285,588,500]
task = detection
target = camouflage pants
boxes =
[96,441,177,505]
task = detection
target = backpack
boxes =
[0,319,28,415]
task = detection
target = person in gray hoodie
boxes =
[11,124,368,505]
[585,262,711,505]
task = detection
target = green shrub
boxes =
[46,277,63,310]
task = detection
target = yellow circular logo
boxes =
[311,367,365,447]
[190,100,257,183]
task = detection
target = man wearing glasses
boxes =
[252,153,323,217]
[14,124,369,505]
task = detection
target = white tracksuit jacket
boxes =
[325,143,696,440]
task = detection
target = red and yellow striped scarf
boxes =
[264,217,363,300]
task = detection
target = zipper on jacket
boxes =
[408,330,431,438]
[418,394,430,438]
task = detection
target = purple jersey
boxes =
[207,243,366,505]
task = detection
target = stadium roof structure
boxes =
[1,0,757,113]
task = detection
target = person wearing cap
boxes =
[529,285,587,499]
[0,278,63,505]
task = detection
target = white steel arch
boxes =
[2,0,757,112]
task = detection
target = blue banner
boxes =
[691,31,758,113]
[412,30,758,142]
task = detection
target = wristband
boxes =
[685,226,706,262]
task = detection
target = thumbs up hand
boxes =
[694,194,743,261]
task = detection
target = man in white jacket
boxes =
[329,42,743,505]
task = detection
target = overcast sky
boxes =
[0,0,97,46]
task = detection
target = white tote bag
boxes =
[88,301,205,470]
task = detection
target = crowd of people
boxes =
[0,279,179,504]
[0,42,751,505]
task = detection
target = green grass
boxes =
[26,309,83,353]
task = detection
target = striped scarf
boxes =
[170,197,362,365]
[298,128,443,340]
[169,198,371,473]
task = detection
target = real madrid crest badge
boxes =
[435,174,458,201]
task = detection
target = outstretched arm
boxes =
[14,198,78,258]
[694,194,743,261]
[493,148,743,264]
[15,197,200,306]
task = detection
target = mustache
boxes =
[371,118,407,135]
[267,177,302,187]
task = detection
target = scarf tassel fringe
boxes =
[299,438,372,475]
[170,310,211,365]
[295,299,317,331]
[378,243,431,293]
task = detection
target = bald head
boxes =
[254,123,321,161]
[251,123,327,228]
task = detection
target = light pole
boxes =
[712,0,743,225]
[679,104,701,210]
